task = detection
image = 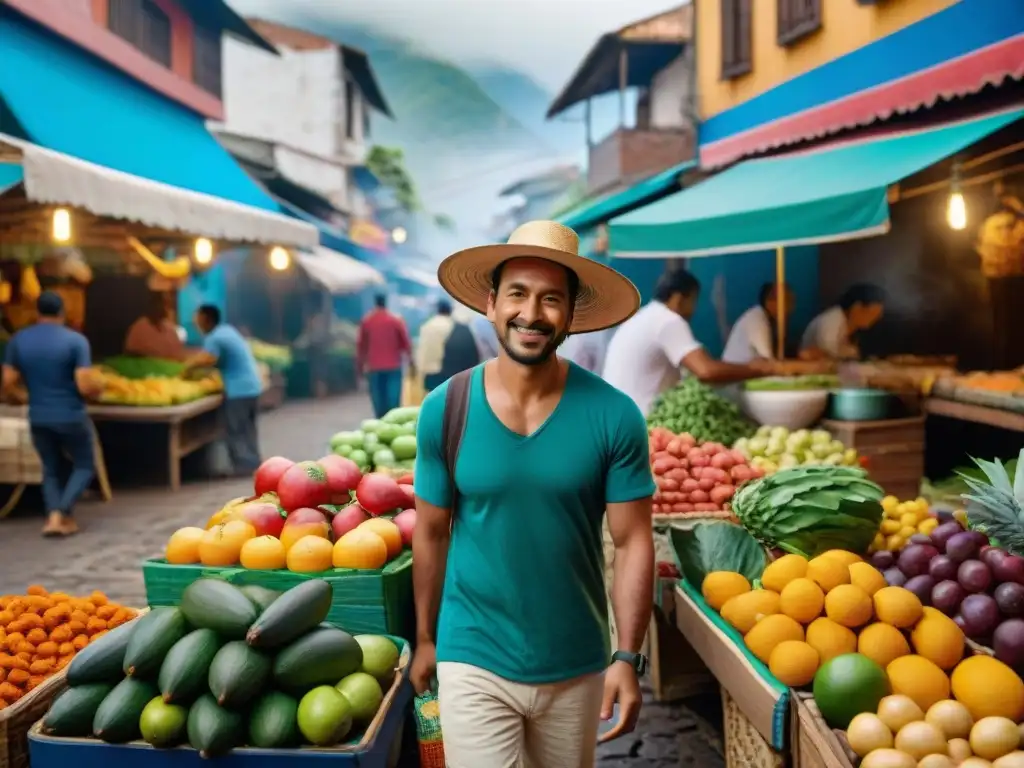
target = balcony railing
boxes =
[587,127,695,195]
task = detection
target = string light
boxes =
[269,246,291,271]
[52,208,71,243]
[194,238,214,265]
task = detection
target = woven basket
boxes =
[0,672,66,768]
[142,554,414,637]
[722,686,784,768]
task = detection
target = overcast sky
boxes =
[227,0,682,90]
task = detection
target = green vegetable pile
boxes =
[743,374,839,391]
[732,465,884,558]
[102,355,189,380]
[647,377,755,445]
[329,406,418,473]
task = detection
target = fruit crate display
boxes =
[141,554,413,638]
[790,694,855,768]
[0,673,66,768]
[820,417,925,502]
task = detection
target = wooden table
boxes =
[88,395,224,491]
[925,396,1024,432]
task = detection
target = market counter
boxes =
[925,396,1024,432]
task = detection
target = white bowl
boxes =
[739,389,829,430]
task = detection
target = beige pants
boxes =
[437,661,605,768]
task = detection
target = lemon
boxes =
[882,496,899,512]
[899,526,917,539]
[918,518,939,535]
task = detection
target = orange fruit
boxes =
[286,535,334,573]
[358,518,403,559]
[166,527,205,564]
[333,530,388,570]
[199,524,248,566]
[240,535,287,570]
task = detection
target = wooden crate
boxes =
[822,416,925,499]
[0,674,66,768]
[790,695,855,768]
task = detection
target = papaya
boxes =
[187,693,246,758]
[158,628,222,705]
[179,578,259,639]
[208,641,272,709]
[41,683,113,737]
[123,607,189,678]
[93,677,159,743]
[246,579,332,649]
[273,627,363,695]
[66,619,138,686]
[248,691,301,748]
[239,585,283,614]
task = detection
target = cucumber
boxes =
[158,628,222,705]
[273,627,363,695]
[239,585,282,613]
[187,693,245,758]
[92,677,159,743]
[41,683,113,737]
[180,579,259,639]
[123,607,189,678]
[207,641,272,709]
[248,691,300,748]
[246,579,332,649]
[66,620,137,686]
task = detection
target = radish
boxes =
[356,472,407,516]
[253,456,295,496]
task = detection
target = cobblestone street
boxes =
[0,393,723,767]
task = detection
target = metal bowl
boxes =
[828,388,892,421]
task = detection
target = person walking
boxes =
[1,291,102,536]
[357,294,414,417]
[186,305,263,477]
[417,299,481,393]
[410,220,656,767]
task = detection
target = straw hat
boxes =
[436,220,640,333]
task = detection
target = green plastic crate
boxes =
[142,551,414,637]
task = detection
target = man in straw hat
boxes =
[410,221,655,766]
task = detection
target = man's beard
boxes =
[498,321,567,366]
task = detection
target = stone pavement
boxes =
[0,392,724,767]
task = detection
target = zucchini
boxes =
[41,683,113,737]
[207,641,272,709]
[122,607,189,678]
[179,579,259,639]
[248,691,300,748]
[246,579,332,649]
[158,628,222,705]
[273,626,363,695]
[66,620,137,686]
[92,677,159,743]
[187,693,245,758]
[239,585,282,613]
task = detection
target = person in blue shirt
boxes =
[186,305,263,477]
[411,221,656,767]
[1,291,102,537]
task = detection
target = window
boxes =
[777,0,822,46]
[108,0,172,67]
[721,0,752,80]
[193,26,222,97]
[344,77,357,141]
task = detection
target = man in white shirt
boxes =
[416,299,456,389]
[603,269,775,414]
[722,283,794,364]
[801,283,886,361]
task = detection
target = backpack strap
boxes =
[441,368,473,512]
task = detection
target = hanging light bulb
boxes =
[194,238,214,265]
[947,163,967,231]
[269,246,290,271]
[52,208,72,243]
[391,226,407,244]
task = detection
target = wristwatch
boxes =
[611,650,648,676]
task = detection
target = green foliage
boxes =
[366,146,419,213]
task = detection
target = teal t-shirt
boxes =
[414,362,655,684]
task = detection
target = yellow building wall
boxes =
[696,0,960,120]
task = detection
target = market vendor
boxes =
[801,283,887,361]
[602,268,777,414]
[722,282,794,364]
[124,291,187,361]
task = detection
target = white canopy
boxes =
[395,265,440,288]
[296,246,385,294]
[0,133,318,248]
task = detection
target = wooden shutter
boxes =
[193,26,223,98]
[721,0,752,80]
[107,0,172,68]
[777,0,821,46]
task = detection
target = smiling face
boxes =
[487,257,575,367]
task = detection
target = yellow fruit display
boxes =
[872,496,936,553]
[805,617,857,663]
[286,536,334,573]
[950,656,1024,722]
[825,584,873,628]
[894,721,948,761]
[768,640,819,686]
[887,655,951,712]
[97,370,223,407]
[873,586,924,629]
[994,752,1024,768]
[846,712,894,757]
[925,700,974,740]
[947,738,973,763]
[165,527,205,564]
[849,562,887,596]
[970,717,1022,761]
[910,607,965,670]
[779,578,824,624]
[761,555,808,593]
[860,750,916,768]
[858,623,911,669]
[806,554,851,592]
[720,590,781,634]
[821,550,862,567]
[917,754,956,768]
[702,572,751,611]
[744,614,804,664]
[877,695,925,734]
[239,536,287,570]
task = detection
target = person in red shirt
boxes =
[357,294,414,417]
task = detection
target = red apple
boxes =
[396,483,415,510]
[318,454,363,503]
[237,501,285,538]
[393,509,416,548]
[331,503,371,540]
[254,456,295,496]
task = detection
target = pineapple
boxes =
[960,448,1024,555]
